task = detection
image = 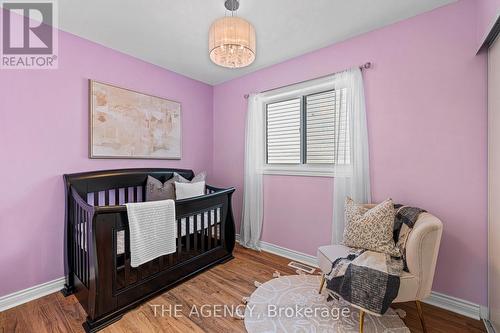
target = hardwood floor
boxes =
[0,245,487,333]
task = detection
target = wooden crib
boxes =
[61,168,236,332]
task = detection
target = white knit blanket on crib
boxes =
[115,210,220,255]
[125,200,177,268]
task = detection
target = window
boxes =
[266,98,301,164]
[264,88,349,176]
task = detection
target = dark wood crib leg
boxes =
[61,284,75,297]
[61,274,75,296]
[83,314,123,333]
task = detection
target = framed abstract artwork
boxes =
[89,80,181,159]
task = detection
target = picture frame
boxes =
[89,80,182,159]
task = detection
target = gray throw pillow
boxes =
[145,175,176,202]
[145,172,207,202]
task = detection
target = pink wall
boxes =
[212,0,487,305]
[0,31,213,297]
[477,0,500,46]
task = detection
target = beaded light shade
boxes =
[209,11,256,68]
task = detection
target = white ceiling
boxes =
[58,0,456,85]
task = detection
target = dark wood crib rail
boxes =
[62,169,236,333]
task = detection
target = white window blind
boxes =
[266,98,301,164]
[265,88,350,167]
[306,89,350,164]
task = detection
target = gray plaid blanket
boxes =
[325,206,425,315]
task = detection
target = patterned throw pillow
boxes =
[342,197,401,257]
[145,172,206,201]
[145,175,176,202]
[173,171,206,184]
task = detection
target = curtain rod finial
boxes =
[362,62,372,69]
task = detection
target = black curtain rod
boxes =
[243,62,372,99]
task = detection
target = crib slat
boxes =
[214,209,218,246]
[177,219,182,260]
[194,214,198,251]
[94,192,99,206]
[134,187,138,202]
[207,210,212,250]
[76,203,80,280]
[212,209,216,248]
[220,207,224,246]
[186,217,190,252]
[75,203,80,280]
[79,206,84,282]
[75,204,81,280]
[124,187,129,203]
[201,212,205,251]
[217,208,221,246]
[105,190,110,206]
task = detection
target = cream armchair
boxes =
[317,205,443,333]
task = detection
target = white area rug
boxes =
[244,274,410,333]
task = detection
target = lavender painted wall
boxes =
[212,0,487,305]
[0,31,213,297]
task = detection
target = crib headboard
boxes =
[64,168,195,198]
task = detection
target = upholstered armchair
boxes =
[317,205,443,333]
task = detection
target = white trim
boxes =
[0,239,488,322]
[263,167,335,178]
[0,277,65,312]
[424,291,482,320]
[262,162,351,178]
[482,305,490,320]
[260,241,318,268]
[236,233,317,267]
[235,234,486,320]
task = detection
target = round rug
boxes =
[244,274,410,333]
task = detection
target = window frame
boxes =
[263,88,344,178]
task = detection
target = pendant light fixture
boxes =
[209,0,256,68]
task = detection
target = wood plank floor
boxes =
[0,245,487,333]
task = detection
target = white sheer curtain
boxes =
[331,68,371,244]
[240,94,264,250]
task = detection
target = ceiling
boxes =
[58,0,456,85]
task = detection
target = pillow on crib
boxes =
[173,171,206,184]
[342,197,400,257]
[175,181,206,200]
[145,175,176,201]
[145,172,206,202]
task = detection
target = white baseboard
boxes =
[0,277,65,312]
[236,234,485,321]
[424,291,482,320]
[235,234,317,267]
[0,237,488,322]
